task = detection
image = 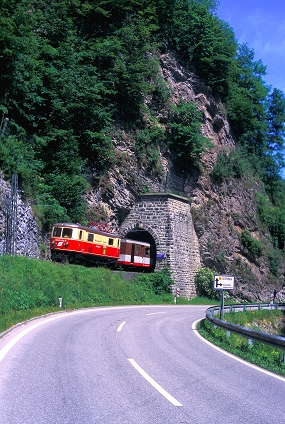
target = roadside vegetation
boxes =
[0,255,213,334]
[198,310,285,377]
[195,267,285,377]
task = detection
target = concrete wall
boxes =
[119,193,201,299]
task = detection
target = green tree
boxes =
[226,44,269,160]
[264,88,285,183]
[167,100,213,166]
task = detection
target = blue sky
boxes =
[216,0,285,94]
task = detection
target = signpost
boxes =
[213,275,235,320]
[214,275,235,290]
[174,287,180,304]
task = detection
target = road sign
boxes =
[214,275,235,290]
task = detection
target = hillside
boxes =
[1,0,285,301]
[85,50,284,302]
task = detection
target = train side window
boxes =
[52,227,62,237]
[62,228,72,238]
[108,238,114,246]
[79,231,83,240]
[145,248,150,257]
[135,245,141,255]
[88,233,94,242]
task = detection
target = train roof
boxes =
[121,238,150,247]
[52,223,121,238]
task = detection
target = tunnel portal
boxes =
[119,193,201,299]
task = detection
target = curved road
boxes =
[0,305,284,423]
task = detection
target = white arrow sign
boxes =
[214,275,235,290]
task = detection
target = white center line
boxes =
[128,358,183,407]
[117,321,126,332]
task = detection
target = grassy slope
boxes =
[0,255,207,333]
[0,256,157,331]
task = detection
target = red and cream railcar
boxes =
[50,223,121,265]
[117,238,151,269]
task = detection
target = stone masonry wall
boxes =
[119,193,201,298]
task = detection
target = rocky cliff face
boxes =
[85,50,284,302]
[0,173,41,259]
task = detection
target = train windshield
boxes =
[52,226,62,237]
[52,226,73,238]
[62,228,73,238]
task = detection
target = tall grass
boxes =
[0,256,176,332]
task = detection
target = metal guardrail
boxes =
[206,303,285,350]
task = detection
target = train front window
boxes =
[52,227,62,237]
[62,228,73,238]
[108,238,114,246]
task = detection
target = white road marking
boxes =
[0,313,70,363]
[128,358,183,406]
[146,312,166,316]
[0,309,99,364]
[117,322,126,332]
[192,318,285,383]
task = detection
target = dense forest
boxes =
[1,0,285,256]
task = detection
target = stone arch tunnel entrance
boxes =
[119,193,201,299]
[124,229,157,271]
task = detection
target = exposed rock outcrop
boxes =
[84,50,283,302]
[0,173,41,258]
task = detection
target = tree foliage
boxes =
[0,0,284,238]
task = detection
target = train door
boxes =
[78,230,83,252]
[130,243,135,264]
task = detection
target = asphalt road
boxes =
[0,305,284,424]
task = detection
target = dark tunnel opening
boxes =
[124,230,156,271]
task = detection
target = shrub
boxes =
[239,230,263,258]
[210,148,251,184]
[195,267,219,300]
[133,264,173,295]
